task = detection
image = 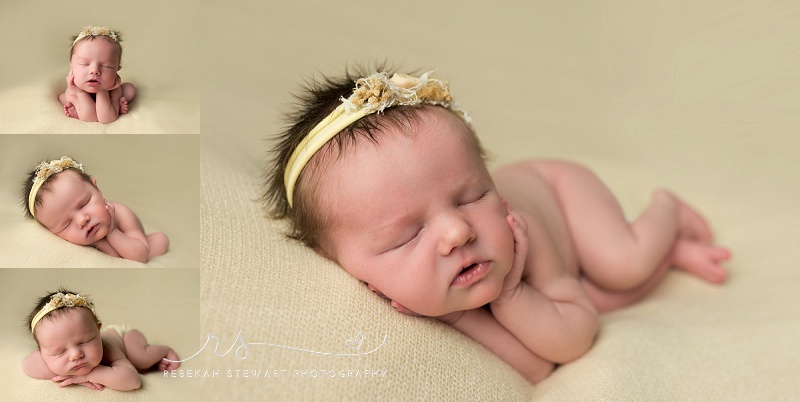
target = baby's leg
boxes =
[538,162,719,291]
[58,93,78,119]
[118,83,136,114]
[147,232,169,258]
[581,240,729,313]
[121,329,180,372]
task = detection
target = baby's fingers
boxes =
[391,300,421,317]
[52,375,75,387]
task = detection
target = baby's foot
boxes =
[669,239,730,284]
[675,195,714,244]
[119,96,129,115]
[158,348,180,371]
[64,102,78,119]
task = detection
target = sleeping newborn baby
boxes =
[57,25,136,123]
[23,156,168,263]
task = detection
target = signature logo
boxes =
[165,331,387,363]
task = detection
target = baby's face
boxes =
[35,170,111,246]
[35,308,103,376]
[319,107,514,316]
[69,38,120,93]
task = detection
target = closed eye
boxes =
[389,228,422,252]
[460,190,488,206]
[58,220,72,233]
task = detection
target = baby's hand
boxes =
[105,200,117,232]
[367,283,421,317]
[66,70,82,93]
[52,374,104,390]
[493,200,529,305]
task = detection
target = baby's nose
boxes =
[437,213,477,256]
[69,349,84,360]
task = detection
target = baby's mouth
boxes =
[451,262,488,287]
[86,223,99,239]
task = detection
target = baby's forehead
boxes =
[39,171,91,205]
[72,38,121,58]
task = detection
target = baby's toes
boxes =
[671,241,728,284]
[709,247,732,263]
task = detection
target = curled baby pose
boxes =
[23,157,168,263]
[266,69,731,384]
[22,290,180,391]
[57,26,136,123]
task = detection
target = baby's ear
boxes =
[97,321,103,330]
[91,178,98,188]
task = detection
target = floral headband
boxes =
[28,156,84,219]
[72,25,121,47]
[30,292,97,334]
[283,71,470,206]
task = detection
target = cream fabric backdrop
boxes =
[0,135,200,268]
[0,0,199,134]
[0,269,201,401]
[1,0,799,400]
[200,0,800,400]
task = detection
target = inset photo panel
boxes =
[0,135,199,268]
[0,268,201,400]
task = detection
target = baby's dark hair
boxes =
[22,162,94,219]
[264,65,486,251]
[69,31,124,65]
[26,287,99,342]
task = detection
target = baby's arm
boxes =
[101,202,150,263]
[22,350,57,380]
[53,341,140,391]
[444,308,555,383]
[94,76,122,124]
[489,208,599,364]
[66,71,98,122]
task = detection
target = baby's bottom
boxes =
[147,232,169,258]
[104,327,180,372]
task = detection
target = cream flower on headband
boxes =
[49,292,95,311]
[30,292,98,334]
[32,156,83,185]
[342,72,458,117]
[72,25,121,46]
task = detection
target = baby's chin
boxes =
[77,83,113,93]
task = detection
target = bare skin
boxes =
[57,37,136,123]
[22,308,180,391]
[317,107,730,384]
[34,170,169,263]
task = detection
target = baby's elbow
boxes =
[549,316,599,364]
[121,376,141,391]
[522,360,555,385]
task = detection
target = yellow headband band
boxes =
[31,292,97,335]
[283,71,470,206]
[28,156,84,219]
[72,25,120,47]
